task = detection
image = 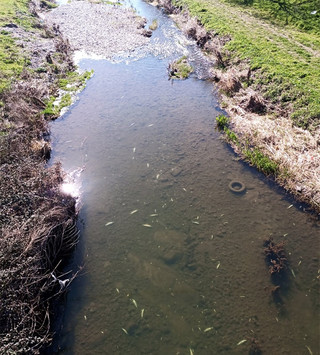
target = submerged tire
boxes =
[229,180,246,194]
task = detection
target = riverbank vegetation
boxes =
[168,55,193,79]
[0,0,82,352]
[159,0,320,212]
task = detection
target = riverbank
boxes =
[151,0,320,213]
[0,0,80,352]
[0,0,150,352]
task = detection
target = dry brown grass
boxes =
[229,108,320,210]
[0,1,80,353]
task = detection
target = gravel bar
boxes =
[45,1,150,59]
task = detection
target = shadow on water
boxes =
[48,1,319,354]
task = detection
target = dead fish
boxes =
[143,224,152,228]
[116,288,120,293]
[130,209,138,215]
[121,328,128,335]
[84,315,87,320]
[189,348,194,355]
[192,221,199,225]
[141,309,144,318]
[290,267,296,278]
[131,299,138,308]
[216,261,220,269]
[147,163,150,167]
[204,327,213,332]
[237,339,247,346]
[287,204,293,209]
[156,174,160,179]
[133,147,136,153]
[105,221,114,226]
[150,214,158,217]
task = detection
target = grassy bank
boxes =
[0,0,83,352]
[0,0,33,94]
[161,0,320,211]
[174,0,320,131]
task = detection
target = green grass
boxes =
[244,147,279,175]
[43,93,72,117]
[59,70,94,91]
[169,56,193,79]
[43,70,93,118]
[224,0,320,34]
[174,0,320,131]
[215,114,229,130]
[0,0,35,94]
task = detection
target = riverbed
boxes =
[48,0,319,354]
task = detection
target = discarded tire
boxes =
[229,180,246,194]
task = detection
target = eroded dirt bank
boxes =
[0,0,149,353]
[150,0,320,214]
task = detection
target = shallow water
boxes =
[50,1,319,354]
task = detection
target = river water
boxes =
[50,1,319,354]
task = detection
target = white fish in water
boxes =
[116,288,120,293]
[237,339,247,346]
[121,328,128,335]
[105,221,114,226]
[189,348,194,355]
[143,224,152,228]
[130,209,138,215]
[192,221,199,225]
[133,147,136,153]
[204,327,213,332]
[156,174,160,179]
[131,299,138,308]
[141,309,144,318]
[147,163,150,167]
[150,214,158,217]
[216,261,220,269]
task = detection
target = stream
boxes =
[49,0,319,354]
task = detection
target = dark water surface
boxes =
[50,2,319,354]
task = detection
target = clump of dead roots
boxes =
[0,0,79,353]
